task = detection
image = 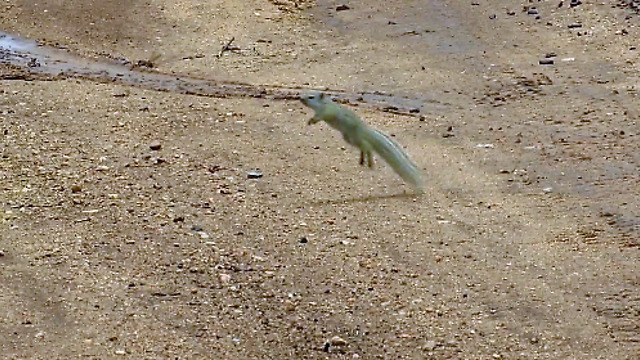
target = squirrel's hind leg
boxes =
[366,151,374,168]
[360,150,374,168]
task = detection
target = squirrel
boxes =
[301,92,424,194]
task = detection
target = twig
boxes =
[218,37,241,57]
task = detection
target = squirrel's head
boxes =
[300,92,326,107]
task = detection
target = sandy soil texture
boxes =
[1,1,639,359]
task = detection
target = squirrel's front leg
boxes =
[308,115,321,125]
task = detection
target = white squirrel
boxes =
[301,92,424,194]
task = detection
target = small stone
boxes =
[70,185,82,193]
[299,237,308,244]
[149,140,162,150]
[424,340,437,350]
[336,4,350,11]
[539,58,554,65]
[527,8,538,15]
[219,273,232,284]
[96,165,109,171]
[192,225,203,232]
[567,23,582,28]
[247,170,263,179]
[115,350,126,355]
[329,336,347,346]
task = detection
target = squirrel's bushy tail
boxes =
[363,128,424,193]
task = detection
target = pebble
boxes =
[149,140,162,150]
[424,340,437,350]
[247,170,263,179]
[219,273,232,284]
[336,4,350,11]
[151,157,165,165]
[70,185,82,193]
[539,58,554,65]
[329,336,347,346]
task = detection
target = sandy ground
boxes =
[1,0,639,359]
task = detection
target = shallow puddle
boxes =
[0,31,441,115]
